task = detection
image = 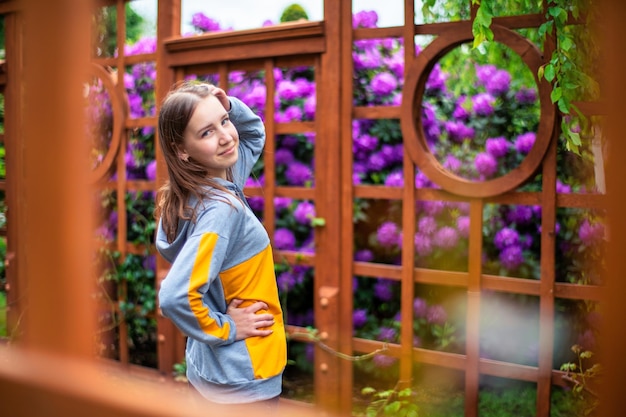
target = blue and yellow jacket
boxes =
[157,97,286,404]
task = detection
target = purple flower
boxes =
[191,13,222,32]
[578,219,605,246]
[142,255,156,270]
[276,80,300,101]
[304,95,316,119]
[506,205,534,225]
[414,233,433,257]
[274,197,292,211]
[373,354,397,368]
[275,149,294,166]
[444,155,462,173]
[486,137,510,158]
[384,171,404,187]
[353,10,379,29]
[305,343,315,362]
[373,279,395,302]
[370,72,398,96]
[556,179,572,194]
[283,105,303,122]
[433,226,459,250]
[123,36,157,55]
[474,152,498,177]
[285,162,313,186]
[472,92,496,116]
[515,87,537,104]
[353,133,379,155]
[377,326,397,342]
[413,297,428,318]
[96,224,114,242]
[457,216,470,238]
[366,152,387,172]
[123,73,135,90]
[499,245,524,270]
[294,201,316,225]
[277,271,297,292]
[445,121,475,142]
[353,309,368,328]
[514,132,536,154]
[384,53,404,79]
[377,221,400,247]
[414,171,430,188]
[381,144,402,164]
[422,200,445,216]
[145,159,156,181]
[354,249,374,262]
[426,65,447,92]
[476,64,498,86]
[274,228,296,250]
[418,216,437,236]
[247,196,263,212]
[486,69,511,95]
[453,96,470,120]
[426,305,447,325]
[494,227,520,250]
[413,336,422,347]
[353,48,383,71]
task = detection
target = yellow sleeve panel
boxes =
[189,232,231,340]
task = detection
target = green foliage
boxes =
[360,386,419,417]
[280,4,309,23]
[559,344,600,416]
[173,359,188,383]
[93,3,145,57]
[466,0,599,154]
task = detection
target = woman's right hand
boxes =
[227,298,275,341]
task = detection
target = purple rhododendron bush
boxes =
[88,9,604,406]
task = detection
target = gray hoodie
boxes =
[157,97,286,403]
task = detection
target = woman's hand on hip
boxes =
[227,298,275,341]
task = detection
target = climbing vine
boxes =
[425,0,600,154]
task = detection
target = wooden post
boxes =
[18,0,95,357]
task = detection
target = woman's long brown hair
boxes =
[155,81,236,243]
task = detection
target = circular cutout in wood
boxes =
[401,24,555,198]
[86,63,126,183]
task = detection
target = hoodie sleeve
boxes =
[228,96,265,189]
[158,202,240,346]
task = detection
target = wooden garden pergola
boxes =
[0,1,625,416]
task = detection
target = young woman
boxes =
[155,81,286,405]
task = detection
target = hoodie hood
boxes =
[156,179,247,264]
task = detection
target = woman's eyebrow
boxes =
[195,121,215,135]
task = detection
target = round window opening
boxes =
[401,25,555,198]
[86,64,124,182]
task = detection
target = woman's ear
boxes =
[175,144,189,162]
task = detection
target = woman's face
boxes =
[180,94,239,179]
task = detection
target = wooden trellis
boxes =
[0,1,612,417]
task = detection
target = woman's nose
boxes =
[217,127,233,144]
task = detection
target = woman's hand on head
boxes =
[227,298,274,341]
[208,86,231,111]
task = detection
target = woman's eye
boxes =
[222,117,230,126]
[201,129,213,138]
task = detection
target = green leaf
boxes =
[559,35,574,52]
[544,64,556,82]
[557,98,570,114]
[310,217,326,227]
[550,86,562,103]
